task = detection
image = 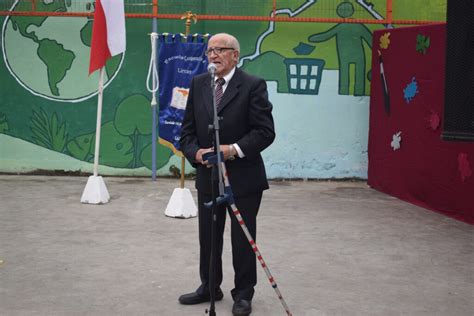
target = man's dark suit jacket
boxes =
[180,68,275,197]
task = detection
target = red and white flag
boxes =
[89,0,126,74]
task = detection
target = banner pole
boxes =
[179,11,197,188]
[163,12,199,218]
[93,67,105,177]
[151,17,158,181]
[180,156,185,188]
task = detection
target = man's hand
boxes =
[195,145,236,165]
[195,147,213,164]
[220,144,237,161]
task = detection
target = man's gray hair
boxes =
[213,33,240,53]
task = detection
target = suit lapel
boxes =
[218,69,242,114]
[202,76,214,119]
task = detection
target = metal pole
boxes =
[151,1,158,181]
[386,0,393,25]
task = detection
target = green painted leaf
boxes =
[30,108,67,152]
[115,94,153,136]
[140,142,173,171]
[97,122,134,168]
[0,112,8,133]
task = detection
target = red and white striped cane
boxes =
[219,160,293,316]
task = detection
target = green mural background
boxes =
[0,0,446,177]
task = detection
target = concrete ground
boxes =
[0,175,472,316]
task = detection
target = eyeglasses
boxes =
[205,47,235,56]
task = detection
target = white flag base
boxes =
[81,176,110,204]
[165,188,197,218]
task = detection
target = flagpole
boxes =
[93,67,105,177]
[81,66,110,204]
[82,0,125,204]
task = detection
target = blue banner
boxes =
[158,34,208,156]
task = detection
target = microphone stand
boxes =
[205,68,225,316]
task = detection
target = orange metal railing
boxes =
[0,0,445,25]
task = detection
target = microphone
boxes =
[207,63,216,77]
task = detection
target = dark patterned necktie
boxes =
[215,77,226,111]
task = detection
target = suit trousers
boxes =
[197,190,262,301]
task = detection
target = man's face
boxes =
[207,36,239,77]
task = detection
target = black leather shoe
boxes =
[232,299,252,315]
[178,288,224,305]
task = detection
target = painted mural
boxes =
[0,0,446,178]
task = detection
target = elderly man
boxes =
[179,33,275,316]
